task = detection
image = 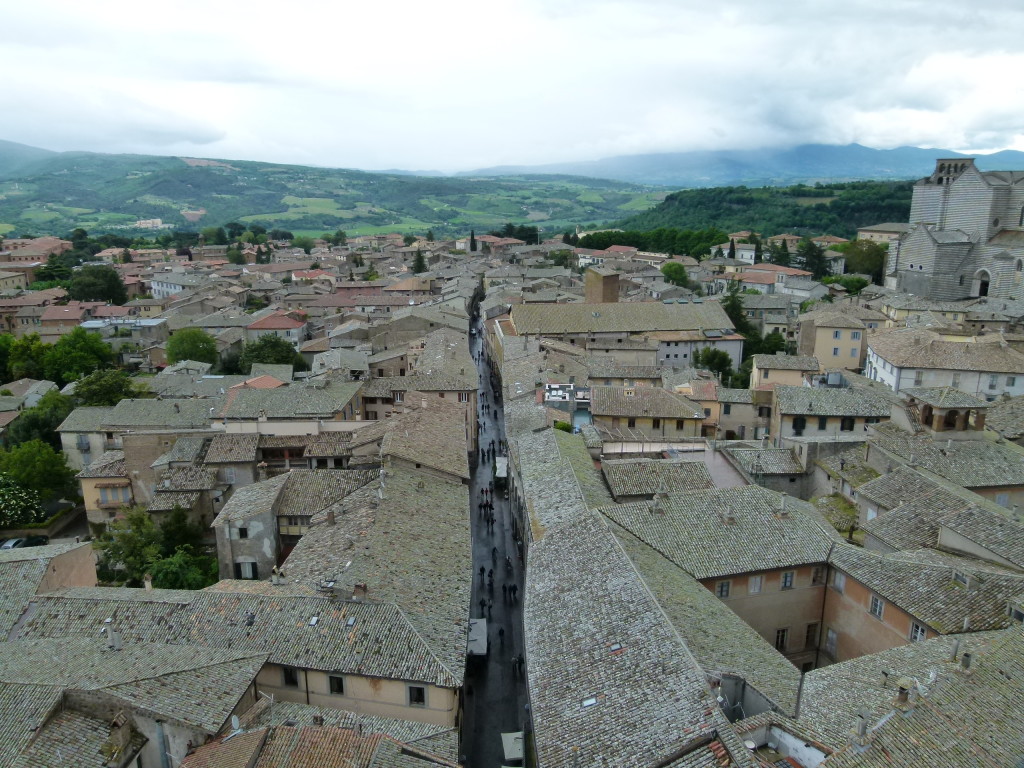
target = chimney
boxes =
[352,583,368,600]
[257,461,268,482]
[778,495,789,517]
[312,715,324,727]
[326,507,336,526]
[892,679,917,716]
[960,652,972,673]
[849,708,873,751]
[143,573,153,591]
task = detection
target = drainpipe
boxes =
[156,720,172,768]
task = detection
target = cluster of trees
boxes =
[620,181,913,239]
[166,328,306,374]
[690,282,787,387]
[489,223,540,245]
[578,227,728,259]
[94,507,218,589]
[0,366,151,525]
[0,327,116,388]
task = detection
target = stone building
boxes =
[887,157,1024,300]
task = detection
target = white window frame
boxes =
[748,575,762,594]
[869,594,884,619]
[909,622,926,642]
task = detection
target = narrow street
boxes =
[461,316,528,767]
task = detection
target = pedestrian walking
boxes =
[502,584,508,600]
[479,566,485,580]
[511,584,518,601]
[498,627,504,645]
[487,600,493,617]
[479,598,486,614]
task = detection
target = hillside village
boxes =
[1,157,1024,767]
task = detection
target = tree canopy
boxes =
[291,235,316,254]
[68,265,128,305]
[72,368,148,406]
[6,390,74,449]
[0,440,75,501]
[0,474,46,528]
[412,250,427,274]
[578,227,727,259]
[660,262,691,288]
[94,506,216,589]
[42,327,114,387]
[239,334,306,373]
[166,328,218,365]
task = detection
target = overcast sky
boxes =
[4,0,1023,172]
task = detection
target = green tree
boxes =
[158,505,206,557]
[0,474,46,528]
[720,281,753,336]
[425,229,435,242]
[0,334,13,382]
[239,335,305,373]
[660,262,691,288]
[797,239,831,280]
[226,248,245,265]
[759,331,787,356]
[364,266,380,281]
[200,226,228,245]
[94,508,163,586]
[768,240,791,267]
[412,250,427,274]
[0,439,75,501]
[328,230,347,246]
[470,230,477,252]
[7,390,73,448]
[149,547,218,590]
[694,348,734,383]
[42,327,113,387]
[291,236,316,254]
[840,239,887,284]
[120,248,133,264]
[72,369,148,406]
[69,265,127,304]
[225,222,246,240]
[727,238,736,259]
[403,234,416,246]
[166,328,218,365]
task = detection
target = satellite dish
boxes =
[231,715,240,731]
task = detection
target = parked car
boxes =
[0,538,25,550]
[19,535,49,548]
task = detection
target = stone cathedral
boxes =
[886,158,1024,300]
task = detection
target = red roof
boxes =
[247,311,306,330]
[746,264,812,277]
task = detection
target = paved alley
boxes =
[461,316,529,767]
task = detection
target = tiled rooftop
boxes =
[600,486,833,580]
[525,513,751,767]
[870,422,1024,488]
[602,458,715,499]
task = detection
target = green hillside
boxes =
[0,149,665,237]
[618,181,914,238]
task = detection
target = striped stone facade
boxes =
[886,158,1024,300]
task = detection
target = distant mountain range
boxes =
[2,138,1023,238]
[461,143,1024,188]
